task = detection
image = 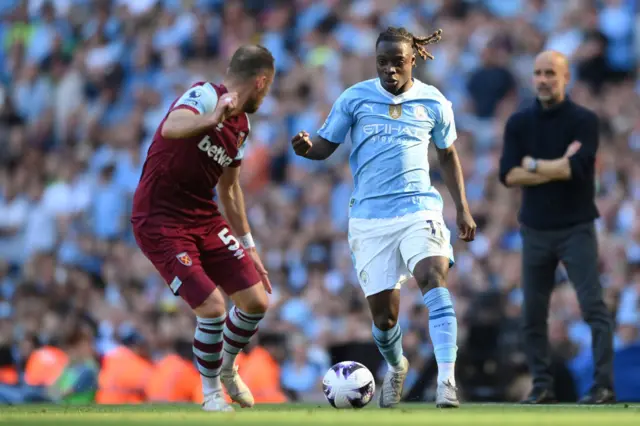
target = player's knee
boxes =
[240,297,269,315]
[192,289,226,319]
[232,284,269,315]
[372,313,397,331]
[413,262,447,294]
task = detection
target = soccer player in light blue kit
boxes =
[292,27,476,408]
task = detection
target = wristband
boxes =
[239,233,255,248]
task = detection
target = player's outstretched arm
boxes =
[217,166,272,293]
[217,166,251,238]
[291,131,340,160]
[436,144,476,242]
[161,92,238,139]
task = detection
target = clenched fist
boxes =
[214,92,239,123]
[291,131,312,156]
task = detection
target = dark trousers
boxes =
[520,221,614,392]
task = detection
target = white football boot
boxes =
[378,356,409,408]
[436,379,460,408]
[221,365,255,408]
[202,390,234,412]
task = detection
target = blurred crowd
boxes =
[1,0,639,404]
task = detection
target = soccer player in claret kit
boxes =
[131,45,275,412]
[292,28,476,408]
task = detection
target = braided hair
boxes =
[376,27,443,62]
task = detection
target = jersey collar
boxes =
[375,78,419,104]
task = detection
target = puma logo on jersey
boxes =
[198,136,233,167]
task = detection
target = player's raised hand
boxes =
[457,209,476,242]
[213,92,239,123]
[246,248,272,294]
[292,131,312,156]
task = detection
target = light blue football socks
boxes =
[372,322,404,371]
[423,287,458,384]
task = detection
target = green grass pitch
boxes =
[1,403,638,426]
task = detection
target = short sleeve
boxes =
[228,144,245,168]
[317,90,354,144]
[234,144,246,161]
[172,83,218,115]
[431,99,457,149]
[229,117,249,168]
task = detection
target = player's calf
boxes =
[414,257,459,405]
[191,285,229,408]
[220,283,269,408]
[371,318,409,408]
[367,291,408,408]
[368,291,404,371]
[223,284,269,371]
[371,314,405,371]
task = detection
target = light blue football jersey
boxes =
[318,78,457,219]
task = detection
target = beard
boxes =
[536,86,556,102]
[242,94,264,114]
[243,101,260,114]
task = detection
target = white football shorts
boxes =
[348,210,455,297]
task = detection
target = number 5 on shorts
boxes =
[218,228,245,259]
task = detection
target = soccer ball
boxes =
[322,361,376,409]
